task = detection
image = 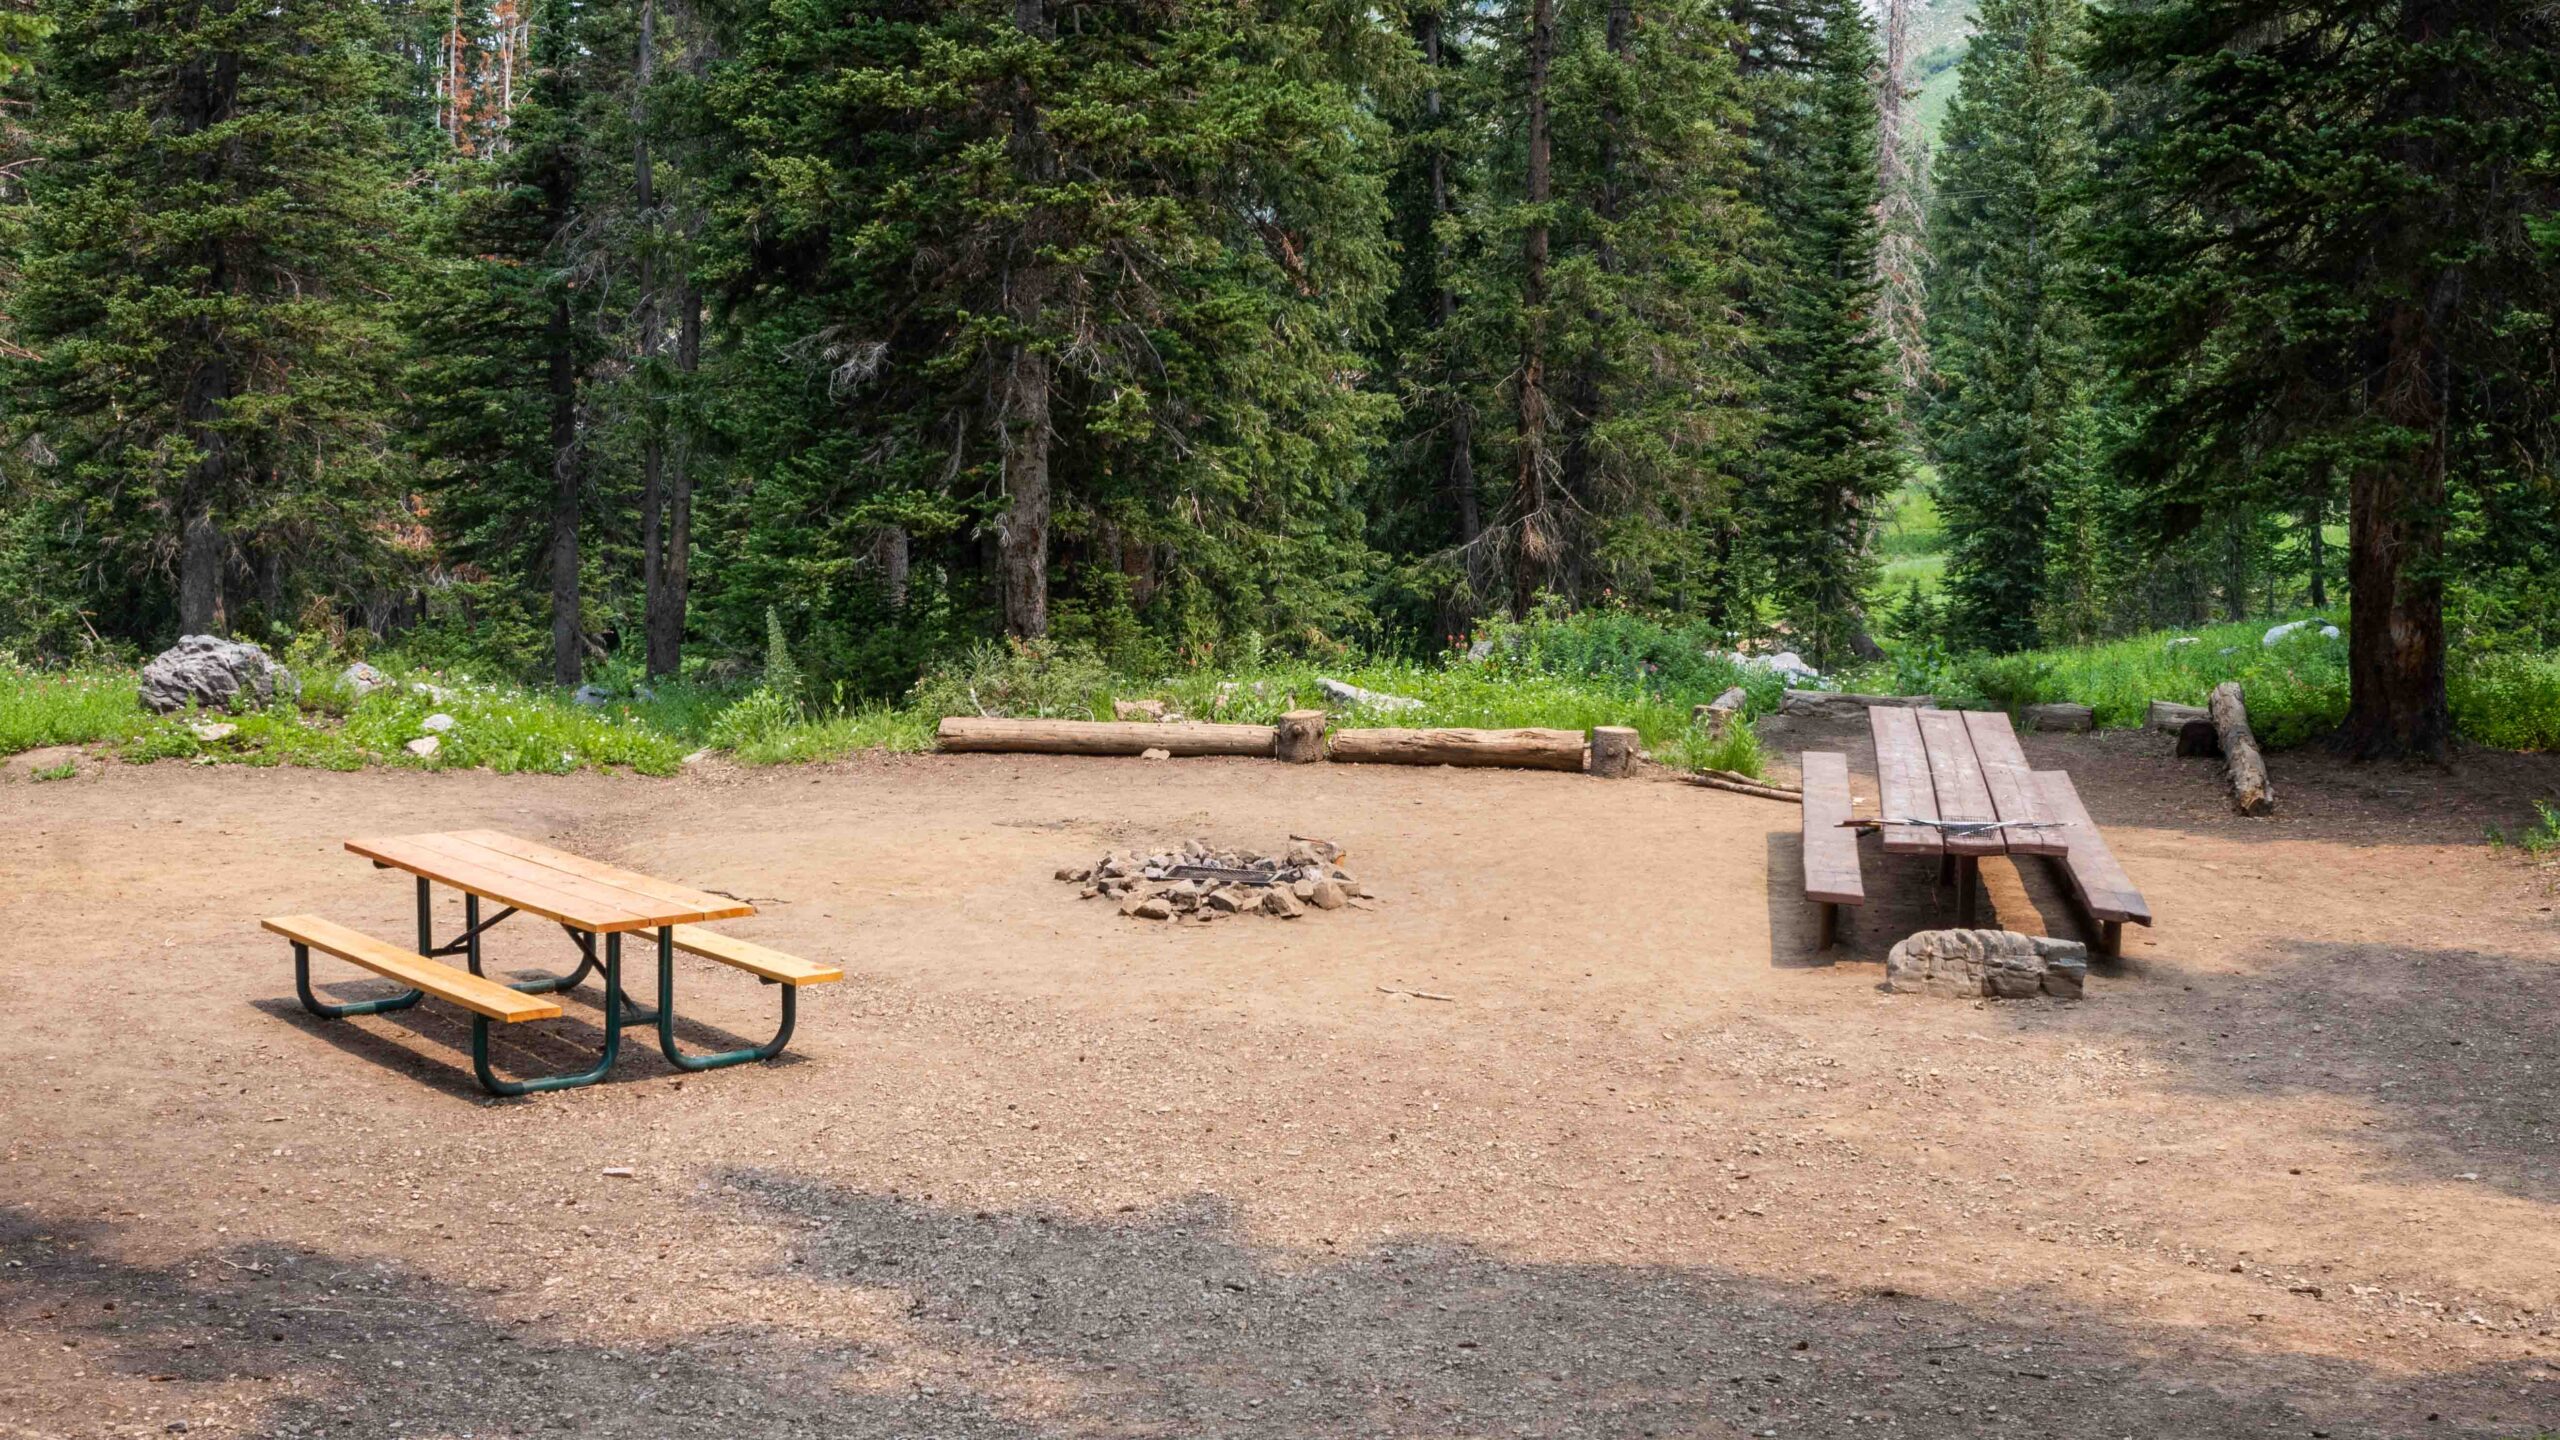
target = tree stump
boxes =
[2209,681,2275,816]
[1588,726,1641,778]
[1693,686,1747,736]
[1276,709,1328,764]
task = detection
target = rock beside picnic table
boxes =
[139,635,294,715]
[1887,929,2088,1000]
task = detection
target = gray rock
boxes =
[1130,898,1173,920]
[404,736,441,758]
[1886,929,2082,1001]
[2024,702,2095,733]
[420,712,456,734]
[1317,677,1422,713]
[1262,888,1304,919]
[1206,888,1247,914]
[138,635,292,715]
[1465,637,1495,662]
[1140,747,1172,761]
[341,661,390,697]
[1055,865,1091,883]
[571,684,612,707]
[187,722,237,742]
[1308,878,1347,911]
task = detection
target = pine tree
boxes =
[7,0,410,641]
[2087,0,2560,757]
[405,0,598,685]
[1744,0,1903,666]
[1921,0,2103,654]
[699,0,1396,656]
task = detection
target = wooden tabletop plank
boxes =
[446,830,753,923]
[1868,706,1943,854]
[1918,709,2004,856]
[2035,771,2153,924]
[347,833,664,932]
[1798,751,1865,905]
[1964,711,2069,856]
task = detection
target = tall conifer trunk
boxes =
[1418,8,1480,560]
[998,0,1055,638]
[546,287,580,687]
[174,5,239,635]
[1511,0,1554,619]
[648,282,697,675]
[2341,302,2451,759]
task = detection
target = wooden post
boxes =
[1587,726,1639,777]
[2208,681,2275,816]
[1276,709,1327,764]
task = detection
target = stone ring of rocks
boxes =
[1059,837,1374,922]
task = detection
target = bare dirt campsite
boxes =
[4,726,2557,1439]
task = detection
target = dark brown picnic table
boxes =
[1868,706,2067,927]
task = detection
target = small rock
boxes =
[1055,865,1091,883]
[340,661,390,696]
[682,748,713,765]
[1132,898,1173,921]
[601,1167,635,1178]
[187,722,237,743]
[1263,889,1304,919]
[1317,677,1422,712]
[1206,889,1246,914]
[1308,878,1347,910]
[420,712,456,733]
[571,684,611,707]
[1140,747,1172,761]
[404,736,440,758]
[1292,877,1317,902]
[1113,699,1168,721]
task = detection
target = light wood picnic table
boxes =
[1866,708,2065,925]
[343,830,807,1086]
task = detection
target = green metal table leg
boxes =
[473,931,624,1096]
[655,925,797,1071]
[292,942,423,1018]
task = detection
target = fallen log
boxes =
[1325,726,1585,771]
[936,716,1277,758]
[1694,686,1748,736]
[1780,689,1935,719]
[2146,699,2209,734]
[1681,772,1804,803]
[1587,726,1641,778]
[2208,681,2275,816]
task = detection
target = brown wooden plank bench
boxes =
[1800,751,1864,949]
[2034,771,2153,957]
[668,925,845,987]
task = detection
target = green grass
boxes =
[0,665,158,753]
[2488,801,2560,861]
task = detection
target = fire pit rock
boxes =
[1061,838,1372,923]
[1885,929,2088,999]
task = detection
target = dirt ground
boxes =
[3,717,2557,1439]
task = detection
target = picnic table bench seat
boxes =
[668,925,844,987]
[2033,770,2153,957]
[265,914,562,1023]
[1799,751,1864,950]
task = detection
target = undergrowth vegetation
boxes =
[6,602,2557,783]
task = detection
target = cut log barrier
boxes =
[2208,681,2275,816]
[1276,710,1327,764]
[1587,726,1640,778]
[1694,686,1748,735]
[1325,726,1586,771]
[935,716,1277,758]
[2146,699,2208,734]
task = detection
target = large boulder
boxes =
[1886,929,2088,1000]
[138,635,293,715]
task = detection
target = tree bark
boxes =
[1418,8,1481,562]
[546,287,581,688]
[2339,303,2451,759]
[2304,493,2327,611]
[1328,725,1586,771]
[936,716,1278,758]
[1511,0,1555,619]
[2208,680,2275,816]
[999,0,1056,639]
[647,281,699,676]
[1587,725,1640,778]
[1276,709,1327,763]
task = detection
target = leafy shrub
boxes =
[2450,651,2560,751]
[910,638,1116,719]
[708,686,799,751]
